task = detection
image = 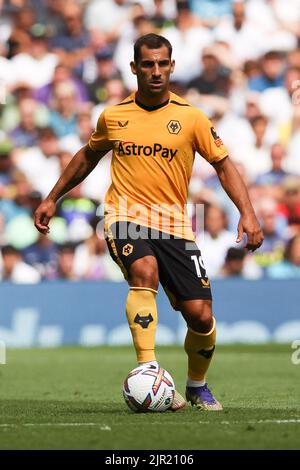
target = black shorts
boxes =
[105,222,212,309]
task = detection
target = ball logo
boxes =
[167,120,181,135]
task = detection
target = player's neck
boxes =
[135,90,170,109]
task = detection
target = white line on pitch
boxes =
[1,419,300,428]
[0,423,111,430]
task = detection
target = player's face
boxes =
[131,45,175,97]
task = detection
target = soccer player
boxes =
[34,34,264,411]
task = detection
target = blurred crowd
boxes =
[0,0,300,283]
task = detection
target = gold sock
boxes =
[126,287,158,363]
[184,317,216,382]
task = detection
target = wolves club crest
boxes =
[134,314,154,329]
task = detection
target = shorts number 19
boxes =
[191,255,205,278]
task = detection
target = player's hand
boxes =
[34,199,56,235]
[236,213,264,252]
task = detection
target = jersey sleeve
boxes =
[193,110,228,163]
[88,111,112,152]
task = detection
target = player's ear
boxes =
[170,59,175,74]
[130,61,137,75]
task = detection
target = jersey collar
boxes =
[134,94,170,112]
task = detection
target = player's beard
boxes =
[139,78,169,99]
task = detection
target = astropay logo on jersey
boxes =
[116,141,177,162]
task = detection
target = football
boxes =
[123,365,175,412]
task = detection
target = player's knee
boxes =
[180,299,213,333]
[198,307,213,332]
[128,256,159,290]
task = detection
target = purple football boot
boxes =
[186,383,223,411]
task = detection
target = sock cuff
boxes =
[129,286,158,295]
[188,316,216,337]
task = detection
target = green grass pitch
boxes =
[0,345,299,450]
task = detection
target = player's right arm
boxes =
[34,144,108,234]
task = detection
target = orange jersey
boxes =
[88,92,228,241]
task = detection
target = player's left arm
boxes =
[212,156,264,251]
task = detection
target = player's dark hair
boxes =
[134,34,172,63]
